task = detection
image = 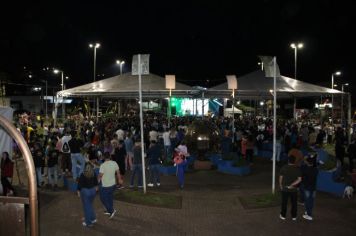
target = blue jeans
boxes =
[47,165,58,186]
[304,190,316,216]
[149,164,161,185]
[99,185,116,214]
[71,153,85,179]
[130,164,143,186]
[80,187,96,225]
[36,167,42,185]
[177,161,187,187]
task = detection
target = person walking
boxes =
[129,140,143,188]
[113,140,126,189]
[146,140,162,187]
[68,131,85,181]
[279,155,302,221]
[47,142,59,190]
[335,127,346,166]
[99,152,120,219]
[302,156,319,221]
[174,141,189,189]
[77,162,98,227]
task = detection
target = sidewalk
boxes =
[20,159,356,235]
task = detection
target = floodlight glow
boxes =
[290,43,296,48]
[344,83,349,86]
[53,69,59,74]
[335,71,341,76]
[298,43,304,48]
[95,43,100,48]
[89,44,93,48]
[260,101,264,106]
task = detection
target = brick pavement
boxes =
[12,159,356,235]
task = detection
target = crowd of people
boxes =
[1,112,356,225]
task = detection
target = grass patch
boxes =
[238,193,281,209]
[114,190,182,209]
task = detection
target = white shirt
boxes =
[60,135,72,153]
[99,160,119,187]
[149,130,158,141]
[162,131,171,146]
[116,129,125,141]
[175,144,188,156]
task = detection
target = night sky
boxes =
[0,1,355,95]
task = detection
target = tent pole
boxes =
[96,97,99,122]
[293,97,296,121]
[138,55,147,194]
[272,57,277,195]
[348,93,351,144]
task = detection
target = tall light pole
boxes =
[331,71,341,122]
[290,42,303,80]
[116,60,125,75]
[89,43,100,120]
[89,43,100,82]
[258,62,264,71]
[290,43,303,121]
[54,69,69,119]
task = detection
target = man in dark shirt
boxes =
[146,140,162,187]
[279,155,302,220]
[47,142,59,189]
[68,131,85,180]
[301,156,318,221]
[113,140,127,189]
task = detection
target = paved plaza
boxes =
[26,159,355,236]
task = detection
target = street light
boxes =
[53,69,65,119]
[116,60,125,75]
[89,42,100,120]
[258,62,264,71]
[331,71,341,121]
[89,43,100,82]
[290,42,304,80]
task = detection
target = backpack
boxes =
[62,142,70,153]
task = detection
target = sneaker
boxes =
[91,219,97,224]
[82,222,93,227]
[292,217,297,221]
[109,209,117,219]
[117,185,125,189]
[103,211,110,215]
[147,183,154,187]
[303,214,313,221]
[138,185,143,188]
[157,183,161,187]
[279,214,286,220]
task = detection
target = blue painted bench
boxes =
[316,169,346,197]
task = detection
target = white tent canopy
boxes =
[206,70,343,99]
[58,70,343,99]
[58,73,196,98]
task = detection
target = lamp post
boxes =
[290,43,303,80]
[116,60,125,75]
[89,43,100,120]
[258,62,264,71]
[290,43,303,121]
[89,43,100,82]
[53,69,68,119]
[341,83,349,124]
[331,71,341,122]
